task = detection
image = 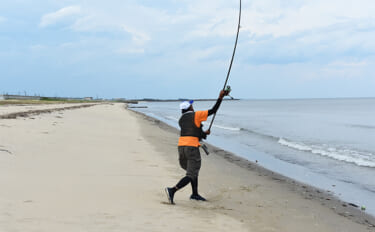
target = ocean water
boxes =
[133,98,375,215]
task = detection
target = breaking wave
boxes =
[164,115,241,131]
[278,138,375,168]
[213,124,241,131]
[165,115,179,121]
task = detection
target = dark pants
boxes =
[178,146,201,178]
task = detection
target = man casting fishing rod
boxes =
[165,0,241,205]
[165,89,230,204]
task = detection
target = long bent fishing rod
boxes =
[208,0,241,131]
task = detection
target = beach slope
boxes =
[0,103,373,231]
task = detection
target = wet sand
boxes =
[0,103,373,231]
[132,107,375,231]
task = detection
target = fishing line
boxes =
[208,0,241,131]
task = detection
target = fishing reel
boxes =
[224,85,233,99]
[224,85,232,95]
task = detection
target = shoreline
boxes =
[1,102,374,231]
[129,107,375,228]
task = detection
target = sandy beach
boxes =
[0,103,374,232]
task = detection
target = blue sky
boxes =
[1,0,374,99]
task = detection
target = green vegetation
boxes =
[0,99,100,105]
[39,97,99,103]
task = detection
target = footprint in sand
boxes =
[0,124,11,128]
[239,185,252,192]
[148,164,159,167]
[0,148,12,155]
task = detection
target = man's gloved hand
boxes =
[224,85,231,96]
[219,86,231,99]
[219,90,226,99]
[205,129,211,135]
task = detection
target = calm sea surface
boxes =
[133,98,375,215]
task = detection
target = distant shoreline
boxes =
[132,98,240,102]
[128,97,375,103]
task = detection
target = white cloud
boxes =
[33,1,375,65]
[114,26,150,54]
[181,1,241,38]
[67,2,166,52]
[189,47,220,61]
[65,0,239,41]
[122,25,151,46]
[40,5,81,27]
[70,15,99,31]
[241,0,375,38]
[70,2,169,34]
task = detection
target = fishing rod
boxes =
[208,0,241,131]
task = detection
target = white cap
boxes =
[179,100,194,110]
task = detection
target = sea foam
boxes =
[278,138,375,168]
